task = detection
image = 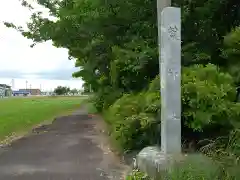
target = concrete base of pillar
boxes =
[136,146,219,179]
[136,146,184,179]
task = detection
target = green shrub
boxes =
[91,94,104,112]
[222,27,240,85]
[149,64,240,140]
[149,64,238,131]
[200,129,240,179]
[126,170,151,180]
[86,102,98,114]
[144,92,161,114]
[182,64,237,132]
[105,93,159,151]
[148,75,160,93]
[105,93,144,124]
[104,64,240,152]
[91,86,123,112]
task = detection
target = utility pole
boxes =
[157,0,171,46]
[26,80,28,90]
[157,0,172,148]
[11,79,15,90]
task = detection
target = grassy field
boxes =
[0,96,83,141]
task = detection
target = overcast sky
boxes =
[0,0,83,91]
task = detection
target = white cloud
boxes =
[0,0,83,90]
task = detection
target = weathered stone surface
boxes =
[136,147,220,179]
[135,6,183,180]
[136,146,183,179]
[160,6,181,154]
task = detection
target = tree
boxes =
[54,86,70,95]
[82,83,90,93]
[4,0,240,112]
[221,27,240,85]
[70,88,78,95]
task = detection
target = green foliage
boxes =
[82,83,90,93]
[149,64,239,132]
[182,64,238,132]
[106,64,240,151]
[178,0,240,66]
[5,0,240,113]
[105,93,159,151]
[54,86,70,95]
[126,170,151,180]
[144,92,161,114]
[223,27,240,63]
[91,86,123,112]
[200,129,240,179]
[110,40,158,92]
[85,102,98,114]
[70,88,78,95]
[162,154,221,180]
[222,27,240,84]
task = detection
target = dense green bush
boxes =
[91,86,124,112]
[144,91,161,114]
[105,93,160,151]
[149,64,240,141]
[182,64,237,131]
[181,64,240,146]
[105,64,240,152]
[200,129,240,179]
[222,27,240,85]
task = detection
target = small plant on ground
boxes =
[126,170,151,180]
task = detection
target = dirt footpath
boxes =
[0,108,127,180]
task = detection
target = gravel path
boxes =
[0,108,127,180]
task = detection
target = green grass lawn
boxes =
[0,96,83,141]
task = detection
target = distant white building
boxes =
[0,86,4,98]
[0,84,12,98]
